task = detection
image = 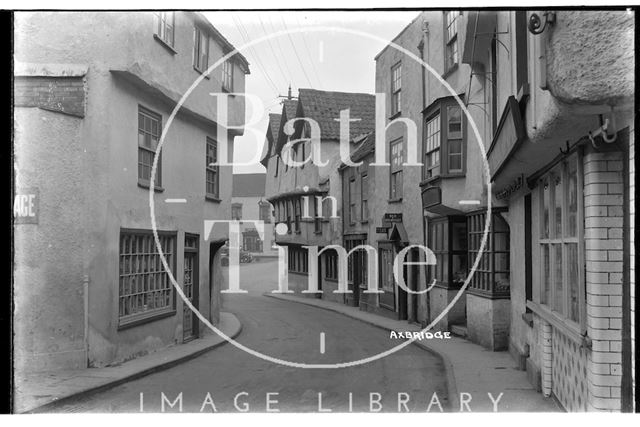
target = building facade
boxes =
[13,11,249,372]
[264,89,375,300]
[460,10,635,411]
[231,173,276,255]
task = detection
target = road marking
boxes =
[320,332,325,354]
[459,200,481,205]
[165,198,187,203]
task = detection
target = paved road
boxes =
[50,260,449,413]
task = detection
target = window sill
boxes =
[388,111,401,120]
[388,197,403,204]
[193,66,210,79]
[153,34,178,55]
[118,308,176,331]
[138,181,165,193]
[222,87,235,95]
[419,172,465,187]
[205,194,221,203]
[526,300,585,347]
[442,63,459,80]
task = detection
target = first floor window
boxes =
[138,106,162,187]
[390,138,404,199]
[193,26,209,72]
[313,196,322,234]
[119,230,176,325]
[422,99,465,180]
[538,152,583,323]
[231,203,242,220]
[424,113,441,179]
[349,177,357,224]
[222,58,234,92]
[206,137,219,198]
[155,12,175,47]
[361,172,369,221]
[259,201,271,223]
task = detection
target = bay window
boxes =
[422,97,466,181]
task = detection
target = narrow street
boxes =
[48,260,449,413]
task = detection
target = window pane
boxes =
[554,174,563,237]
[553,243,563,314]
[542,181,550,239]
[447,106,462,138]
[567,243,579,322]
[542,245,550,304]
[567,158,578,237]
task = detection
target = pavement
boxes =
[13,311,242,414]
[265,293,563,412]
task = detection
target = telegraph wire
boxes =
[231,14,281,96]
[280,16,314,88]
[296,16,325,89]
[258,15,294,90]
[266,15,297,90]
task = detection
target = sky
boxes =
[204,11,419,174]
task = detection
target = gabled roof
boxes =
[297,89,375,141]
[232,173,266,197]
[282,99,298,120]
[260,113,282,167]
[275,99,299,154]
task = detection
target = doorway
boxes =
[183,234,199,342]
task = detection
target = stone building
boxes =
[264,89,375,298]
[461,10,635,411]
[13,12,249,372]
[231,173,275,255]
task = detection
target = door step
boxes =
[450,324,468,338]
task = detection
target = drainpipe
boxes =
[419,20,429,326]
[83,274,89,367]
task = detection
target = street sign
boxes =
[13,188,39,224]
[383,213,403,221]
[375,227,389,233]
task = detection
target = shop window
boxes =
[427,216,467,288]
[538,152,584,324]
[325,250,338,280]
[118,230,176,327]
[467,210,510,296]
[288,246,308,274]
